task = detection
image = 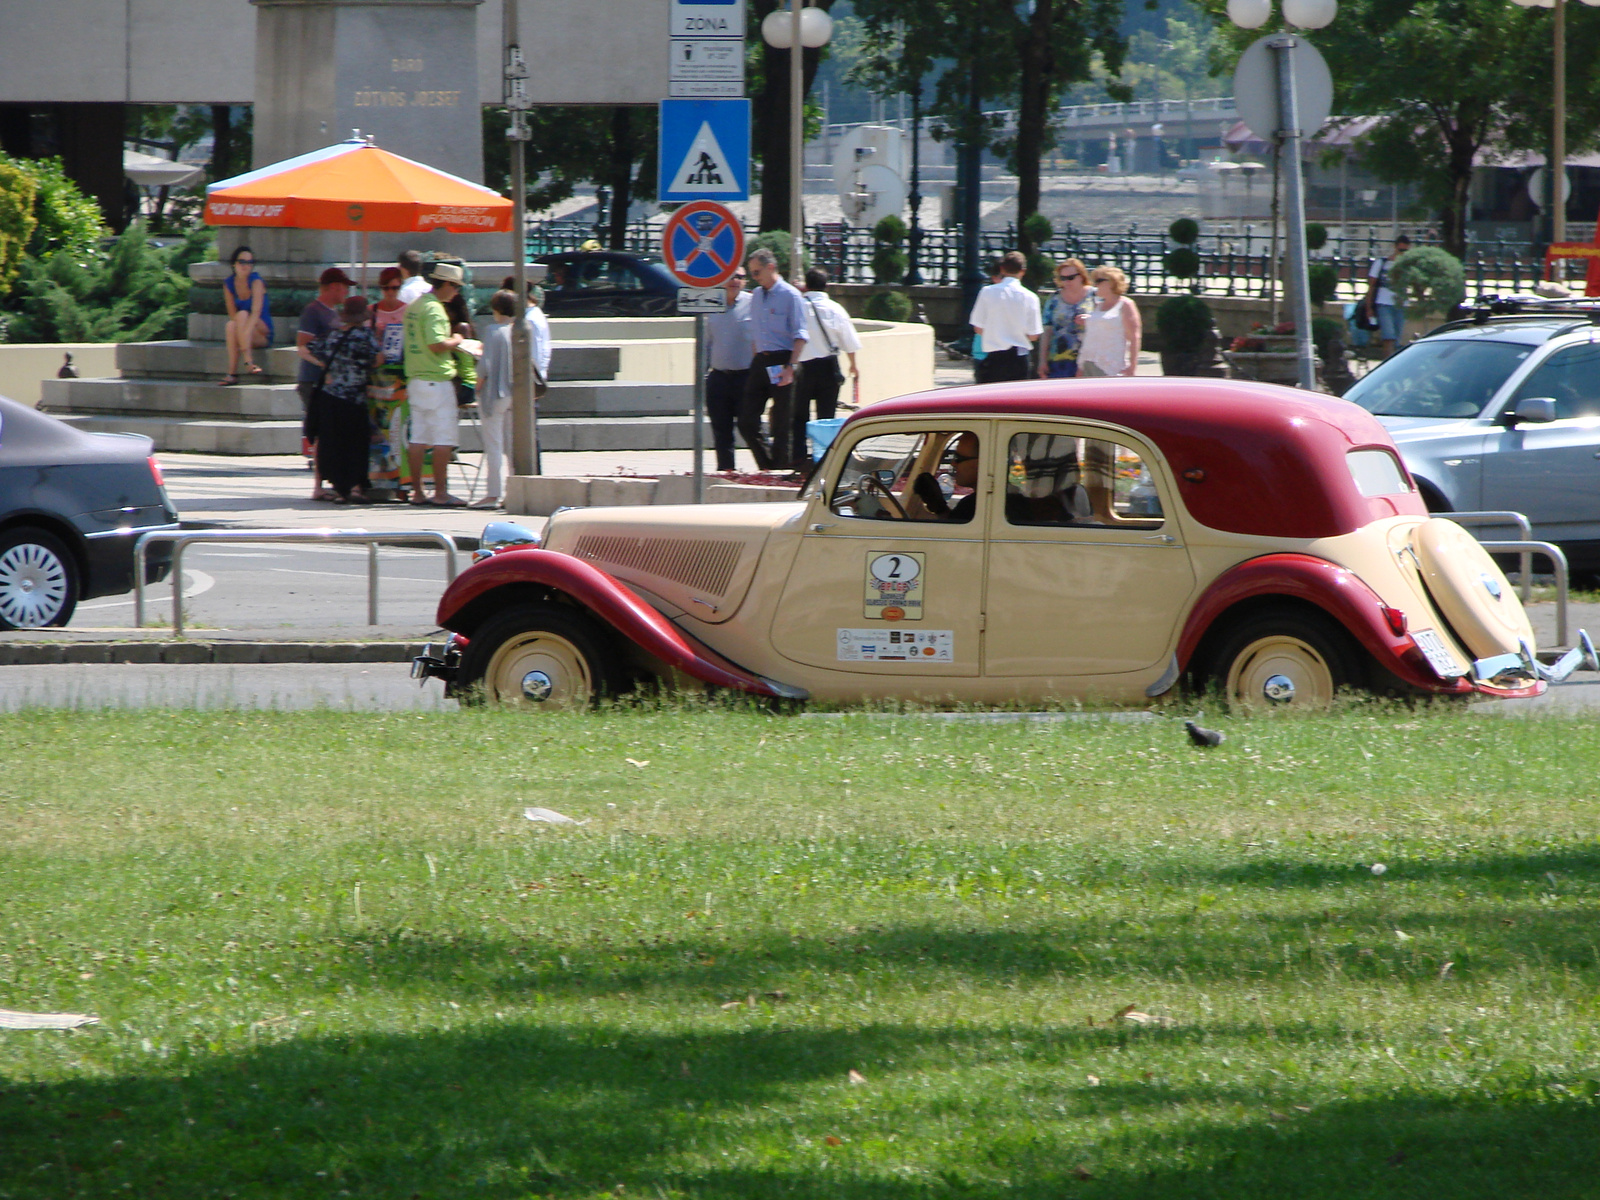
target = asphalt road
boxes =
[77,542,456,634]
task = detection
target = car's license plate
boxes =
[1411,628,1462,678]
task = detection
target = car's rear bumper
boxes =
[82,522,178,598]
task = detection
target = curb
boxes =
[0,642,423,666]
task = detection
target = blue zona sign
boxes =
[661,201,744,287]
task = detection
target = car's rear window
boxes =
[1346,448,1411,498]
[1343,339,1531,418]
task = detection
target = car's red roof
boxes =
[848,377,1425,538]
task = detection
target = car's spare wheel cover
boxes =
[1412,517,1533,658]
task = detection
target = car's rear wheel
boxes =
[1209,606,1363,709]
[455,603,618,709]
[0,527,78,629]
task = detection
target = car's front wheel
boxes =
[1209,606,1363,709]
[454,602,619,708]
[0,527,79,629]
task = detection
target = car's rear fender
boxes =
[1178,552,1469,694]
[437,548,807,700]
[0,511,89,588]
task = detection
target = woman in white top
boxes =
[474,288,552,509]
[1076,266,1142,378]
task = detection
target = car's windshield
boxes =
[1343,339,1532,419]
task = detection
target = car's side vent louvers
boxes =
[572,535,744,598]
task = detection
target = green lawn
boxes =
[3,703,1599,1198]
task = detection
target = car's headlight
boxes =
[475,520,541,562]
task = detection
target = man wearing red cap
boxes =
[295,267,354,501]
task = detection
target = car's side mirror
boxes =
[1505,397,1558,426]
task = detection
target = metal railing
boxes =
[133,529,460,637]
[526,218,1546,301]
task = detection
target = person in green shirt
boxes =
[401,262,466,505]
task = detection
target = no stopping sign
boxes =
[661,200,745,288]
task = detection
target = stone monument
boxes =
[222,0,505,266]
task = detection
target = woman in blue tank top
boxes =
[222,245,274,385]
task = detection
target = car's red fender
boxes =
[436,548,807,700]
[1175,552,1474,695]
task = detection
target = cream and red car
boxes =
[415,378,1593,709]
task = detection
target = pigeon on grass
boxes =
[1183,713,1225,747]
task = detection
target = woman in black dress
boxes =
[304,296,382,503]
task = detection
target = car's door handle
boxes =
[1144,533,1177,545]
[809,522,837,532]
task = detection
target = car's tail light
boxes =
[147,456,166,489]
[1381,605,1408,637]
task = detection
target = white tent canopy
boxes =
[123,150,205,189]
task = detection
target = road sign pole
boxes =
[505,0,539,476]
[1272,35,1317,392]
[693,313,706,502]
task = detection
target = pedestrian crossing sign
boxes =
[658,99,750,202]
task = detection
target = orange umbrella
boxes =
[204,138,512,233]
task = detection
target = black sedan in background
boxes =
[532,251,681,317]
[0,395,177,628]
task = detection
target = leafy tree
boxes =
[0,157,37,293]
[850,0,1124,255]
[1390,246,1466,317]
[0,151,105,263]
[483,106,656,247]
[747,0,842,234]
[1197,0,1600,256]
[1,221,204,344]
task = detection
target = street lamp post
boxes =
[503,0,539,475]
[1510,0,1600,251]
[761,3,833,283]
[1228,0,1336,392]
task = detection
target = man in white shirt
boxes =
[969,250,1042,383]
[396,249,430,305]
[794,267,863,465]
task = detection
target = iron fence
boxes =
[525,218,1550,304]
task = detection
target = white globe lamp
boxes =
[761,10,794,47]
[1283,0,1338,27]
[800,6,834,48]
[1226,0,1273,28]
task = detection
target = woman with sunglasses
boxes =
[1078,266,1142,379]
[1038,258,1093,379]
[220,245,273,386]
[366,267,412,498]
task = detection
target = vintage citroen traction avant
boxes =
[415,378,1594,709]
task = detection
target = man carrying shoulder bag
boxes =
[794,267,862,467]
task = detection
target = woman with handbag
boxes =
[303,297,382,504]
[475,288,551,510]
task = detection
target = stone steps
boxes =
[57,413,710,455]
[43,374,690,422]
[43,376,306,420]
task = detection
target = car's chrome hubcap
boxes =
[1262,674,1295,703]
[0,543,67,628]
[521,670,554,703]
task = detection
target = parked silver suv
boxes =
[1343,298,1600,575]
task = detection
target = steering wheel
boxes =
[859,473,907,519]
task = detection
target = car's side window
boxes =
[1510,342,1600,420]
[829,429,980,523]
[1003,432,1163,528]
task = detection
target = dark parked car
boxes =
[532,251,680,317]
[1342,296,1600,573]
[0,394,177,629]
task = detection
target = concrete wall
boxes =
[0,0,254,103]
[0,344,120,408]
[546,318,936,405]
[0,0,670,106]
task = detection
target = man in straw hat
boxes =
[401,261,469,506]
